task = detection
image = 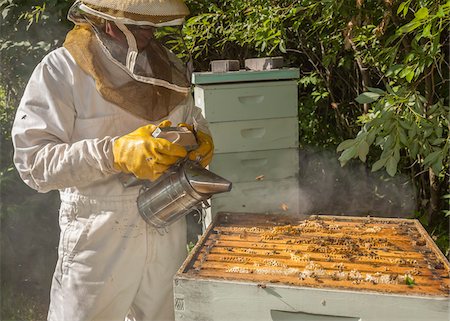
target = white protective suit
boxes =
[12,47,208,321]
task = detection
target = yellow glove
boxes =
[178,123,214,167]
[113,121,187,181]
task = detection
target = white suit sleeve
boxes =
[183,95,211,135]
[12,51,118,193]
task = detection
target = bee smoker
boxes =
[119,127,232,229]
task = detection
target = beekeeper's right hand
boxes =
[113,121,187,181]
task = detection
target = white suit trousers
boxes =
[47,192,187,321]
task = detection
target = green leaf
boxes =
[424,128,434,138]
[431,32,441,55]
[414,7,429,20]
[408,125,417,138]
[386,33,401,46]
[423,150,441,165]
[386,156,398,177]
[399,120,411,130]
[337,139,356,152]
[367,87,385,95]
[399,66,413,79]
[357,141,370,162]
[399,128,408,145]
[279,40,287,53]
[405,275,415,286]
[410,141,419,158]
[338,146,357,166]
[385,83,395,95]
[355,92,381,104]
[399,67,409,78]
[402,3,409,17]
[386,65,403,77]
[261,41,266,52]
[405,69,415,83]
[372,158,387,172]
[397,2,407,15]
[393,148,401,163]
[431,138,445,146]
[422,23,432,38]
[437,6,445,18]
[367,130,377,145]
[398,21,421,34]
[431,156,443,175]
[436,126,443,138]
[383,134,394,150]
[428,102,441,115]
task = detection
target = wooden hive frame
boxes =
[179,212,449,297]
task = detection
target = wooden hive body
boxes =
[174,213,450,321]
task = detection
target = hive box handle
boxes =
[240,127,266,138]
[238,95,265,104]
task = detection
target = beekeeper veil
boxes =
[65,0,192,121]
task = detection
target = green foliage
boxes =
[172,0,295,70]
[186,241,196,253]
[405,274,416,286]
[1,2,71,319]
[0,0,72,198]
[331,1,449,256]
[337,0,450,180]
[174,1,368,147]
[0,0,72,101]
[337,88,449,177]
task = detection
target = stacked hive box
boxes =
[192,69,300,226]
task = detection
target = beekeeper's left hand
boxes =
[113,121,187,181]
[178,123,214,167]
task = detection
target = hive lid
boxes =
[191,68,300,85]
[178,212,450,298]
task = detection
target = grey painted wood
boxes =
[174,277,449,321]
[209,117,299,154]
[194,70,300,230]
[210,178,300,217]
[192,68,300,85]
[209,149,299,183]
[194,81,298,122]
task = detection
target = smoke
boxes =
[212,147,416,219]
[296,147,416,218]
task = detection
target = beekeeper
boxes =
[11,0,213,320]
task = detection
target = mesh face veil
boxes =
[69,0,191,93]
[65,0,192,120]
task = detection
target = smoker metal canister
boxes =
[137,160,232,228]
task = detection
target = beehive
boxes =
[174,212,450,321]
[192,69,300,226]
